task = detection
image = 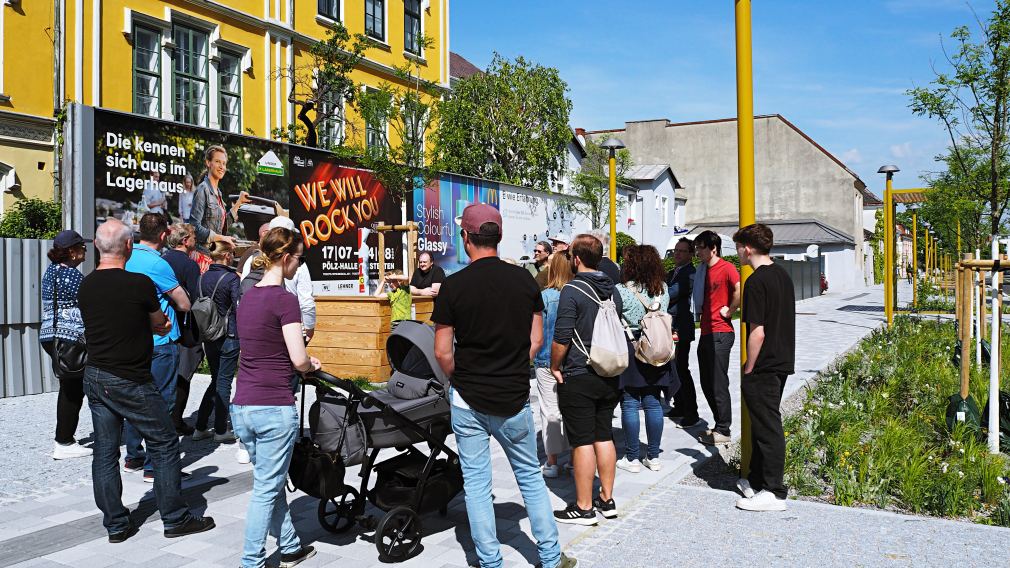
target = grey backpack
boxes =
[191,272,229,342]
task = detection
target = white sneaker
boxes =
[736,490,786,512]
[52,441,92,460]
[736,478,755,498]
[642,457,662,472]
[236,443,251,464]
[616,458,641,473]
[542,464,560,478]
[191,429,213,441]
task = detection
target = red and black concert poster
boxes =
[288,147,403,295]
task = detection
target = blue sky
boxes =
[450,0,998,196]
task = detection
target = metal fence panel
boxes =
[0,238,57,398]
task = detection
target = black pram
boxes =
[290,320,461,563]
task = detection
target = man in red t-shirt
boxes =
[693,231,740,446]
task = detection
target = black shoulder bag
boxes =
[50,267,88,380]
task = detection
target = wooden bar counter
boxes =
[309,295,434,382]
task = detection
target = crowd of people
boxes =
[40,197,795,567]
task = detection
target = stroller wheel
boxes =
[317,486,360,534]
[375,506,423,562]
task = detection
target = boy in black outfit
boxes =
[732,223,795,512]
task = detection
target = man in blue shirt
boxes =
[124,213,192,481]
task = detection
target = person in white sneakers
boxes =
[732,224,795,512]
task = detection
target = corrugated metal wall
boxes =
[779,257,821,301]
[0,239,59,398]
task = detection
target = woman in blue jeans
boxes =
[232,227,320,568]
[615,245,675,473]
[193,240,241,443]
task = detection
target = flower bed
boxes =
[785,316,1010,525]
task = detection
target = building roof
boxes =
[687,219,855,246]
[584,114,882,206]
[624,164,683,189]
[450,52,482,80]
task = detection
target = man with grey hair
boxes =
[79,219,215,542]
[588,229,622,284]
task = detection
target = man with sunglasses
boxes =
[265,216,315,343]
[665,237,699,425]
[527,240,553,278]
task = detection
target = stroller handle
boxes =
[305,370,369,399]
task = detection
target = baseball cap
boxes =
[53,230,90,249]
[268,216,297,231]
[458,203,502,236]
[548,232,571,245]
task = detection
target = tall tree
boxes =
[566,137,634,228]
[908,0,1010,238]
[273,25,369,147]
[433,53,573,189]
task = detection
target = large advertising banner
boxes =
[289,147,403,295]
[410,174,589,275]
[93,109,289,241]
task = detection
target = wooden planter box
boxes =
[309,295,434,382]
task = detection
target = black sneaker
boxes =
[674,416,703,429]
[553,503,597,526]
[592,494,618,519]
[175,422,195,436]
[107,522,139,544]
[123,457,145,473]
[279,545,317,567]
[164,516,215,538]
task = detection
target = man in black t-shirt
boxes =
[79,219,214,542]
[732,223,795,513]
[409,252,446,296]
[162,223,202,435]
[432,204,575,568]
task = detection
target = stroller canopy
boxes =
[386,321,449,385]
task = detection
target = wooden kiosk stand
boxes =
[308,222,433,382]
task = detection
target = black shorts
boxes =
[558,373,621,447]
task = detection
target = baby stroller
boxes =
[290,320,462,563]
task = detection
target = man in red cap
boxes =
[433,204,575,568]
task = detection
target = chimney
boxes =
[574,128,586,136]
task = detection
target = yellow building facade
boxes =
[1,0,450,212]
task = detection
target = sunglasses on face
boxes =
[292,254,306,266]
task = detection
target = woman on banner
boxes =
[188,145,248,271]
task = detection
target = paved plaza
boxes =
[2,283,1002,568]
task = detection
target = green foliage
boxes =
[433,53,573,189]
[0,198,62,239]
[908,0,1010,239]
[870,209,884,285]
[784,317,1010,524]
[662,256,676,273]
[567,137,634,228]
[615,231,636,260]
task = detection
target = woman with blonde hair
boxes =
[192,240,241,443]
[232,227,319,567]
[534,251,575,477]
[187,145,249,271]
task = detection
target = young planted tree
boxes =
[433,53,573,189]
[566,137,634,228]
[273,24,369,148]
[909,0,1010,239]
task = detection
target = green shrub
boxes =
[0,198,62,239]
[615,231,636,260]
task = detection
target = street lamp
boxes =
[878,165,900,327]
[601,137,626,260]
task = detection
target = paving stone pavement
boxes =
[0,282,982,568]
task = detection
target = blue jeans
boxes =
[620,386,664,461]
[126,343,180,473]
[196,337,239,434]
[449,388,561,568]
[230,404,301,568]
[83,366,192,534]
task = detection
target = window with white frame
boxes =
[318,90,343,148]
[133,25,162,117]
[318,0,340,20]
[660,195,670,226]
[218,50,241,133]
[404,0,421,55]
[365,87,387,150]
[173,24,210,126]
[365,0,385,42]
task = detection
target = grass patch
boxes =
[785,316,1010,524]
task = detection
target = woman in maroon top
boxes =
[231,227,320,568]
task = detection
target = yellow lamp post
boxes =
[600,137,626,260]
[878,165,899,326]
[736,0,756,477]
